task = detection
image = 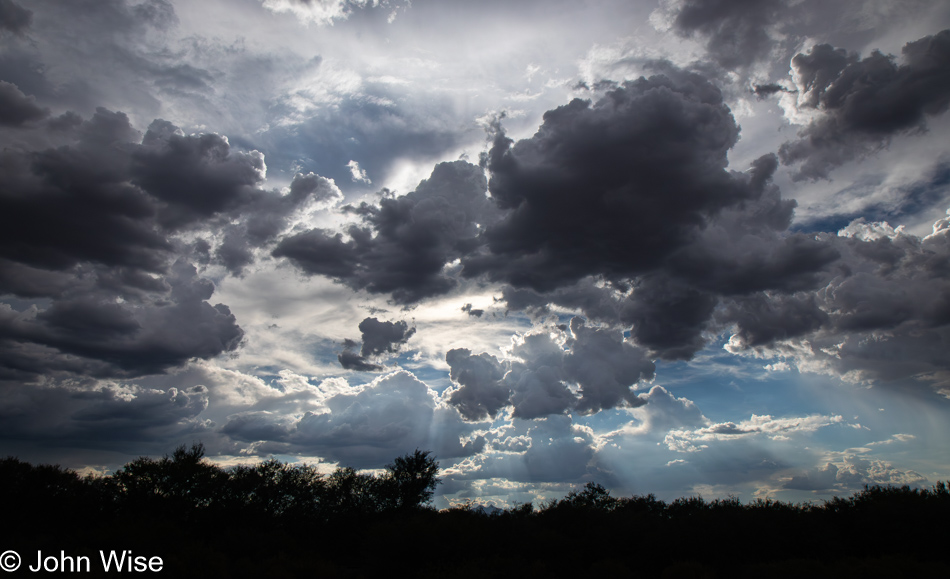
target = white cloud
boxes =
[346,160,371,184]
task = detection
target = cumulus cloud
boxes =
[274,160,497,303]
[0,81,48,126]
[444,318,654,420]
[660,0,787,69]
[445,348,509,421]
[133,119,268,228]
[466,68,839,360]
[1,109,327,277]
[337,317,416,370]
[490,150,832,360]
[467,66,749,292]
[726,212,950,390]
[223,370,482,468]
[785,454,927,492]
[626,384,708,435]
[0,105,357,385]
[780,30,950,180]
[3,0,949,505]
[210,170,342,275]
[271,63,851,363]
[452,415,597,484]
[0,260,244,381]
[271,59,948,391]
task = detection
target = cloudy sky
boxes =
[2,0,950,507]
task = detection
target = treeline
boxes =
[3,444,440,526]
[3,447,950,577]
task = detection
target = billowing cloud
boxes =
[274,160,496,303]
[337,317,416,370]
[780,30,950,180]
[468,66,748,291]
[0,260,243,381]
[0,81,47,126]
[223,370,482,468]
[133,119,268,229]
[451,415,598,484]
[0,106,344,384]
[662,0,787,69]
[726,212,950,389]
[445,348,509,421]
[785,454,927,492]
[444,318,655,420]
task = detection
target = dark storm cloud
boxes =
[270,49,943,388]
[464,66,752,292]
[274,160,496,303]
[0,81,48,126]
[669,0,787,69]
[0,0,31,35]
[0,102,355,384]
[562,317,656,414]
[620,274,719,360]
[337,348,383,372]
[725,214,950,388]
[133,119,267,229]
[0,379,212,456]
[444,318,654,420]
[780,30,950,180]
[271,64,847,361]
[0,260,244,380]
[357,317,415,357]
[499,278,625,324]
[336,317,416,371]
[718,293,829,348]
[0,108,170,274]
[468,80,836,359]
[1,110,315,280]
[209,170,340,275]
[751,83,790,98]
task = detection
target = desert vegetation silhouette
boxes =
[3,445,949,577]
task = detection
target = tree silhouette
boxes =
[227,459,326,522]
[323,466,383,516]
[6,449,950,578]
[382,449,441,511]
[112,443,226,514]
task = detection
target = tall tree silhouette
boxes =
[382,449,441,511]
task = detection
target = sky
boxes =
[1,0,950,508]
